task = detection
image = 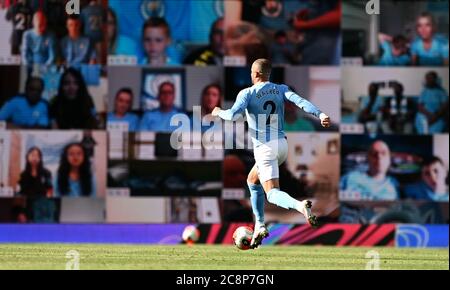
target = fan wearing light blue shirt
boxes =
[54,143,96,197]
[411,12,449,66]
[377,33,411,66]
[415,71,449,134]
[107,88,139,132]
[404,157,448,202]
[0,77,49,129]
[61,15,96,66]
[140,17,181,66]
[340,140,399,201]
[107,7,139,56]
[358,83,384,131]
[21,11,56,66]
[140,82,186,132]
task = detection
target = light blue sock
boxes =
[248,182,265,224]
[266,188,298,210]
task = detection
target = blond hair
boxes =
[252,58,272,79]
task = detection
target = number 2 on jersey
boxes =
[263,101,276,125]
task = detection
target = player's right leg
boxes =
[262,179,318,228]
[256,138,318,227]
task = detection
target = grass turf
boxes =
[0,244,448,270]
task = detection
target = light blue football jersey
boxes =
[218,82,322,147]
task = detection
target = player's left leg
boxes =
[247,166,269,249]
[247,166,265,225]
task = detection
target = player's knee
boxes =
[247,175,258,185]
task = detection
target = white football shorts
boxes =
[254,137,289,183]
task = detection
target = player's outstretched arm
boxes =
[211,90,249,121]
[284,87,331,127]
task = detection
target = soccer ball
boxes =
[233,226,253,250]
[182,225,200,244]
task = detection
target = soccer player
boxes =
[211,59,330,248]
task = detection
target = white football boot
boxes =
[250,222,269,249]
[297,200,319,228]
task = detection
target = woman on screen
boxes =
[18,147,53,198]
[54,143,96,197]
[50,68,98,129]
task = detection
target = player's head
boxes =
[114,88,134,116]
[67,15,82,39]
[33,11,47,35]
[391,35,407,56]
[251,58,271,84]
[210,17,224,56]
[142,17,171,61]
[367,140,391,176]
[421,156,446,190]
[25,76,44,105]
[201,84,222,114]
[158,81,175,110]
[416,12,436,40]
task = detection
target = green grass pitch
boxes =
[0,244,448,270]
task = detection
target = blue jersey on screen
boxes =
[404,181,449,202]
[139,108,184,132]
[340,171,399,201]
[107,112,140,132]
[411,36,449,66]
[109,0,222,43]
[0,95,49,128]
[378,41,411,66]
[415,87,448,134]
[218,82,322,147]
[61,36,96,65]
[81,4,105,43]
[21,30,56,65]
